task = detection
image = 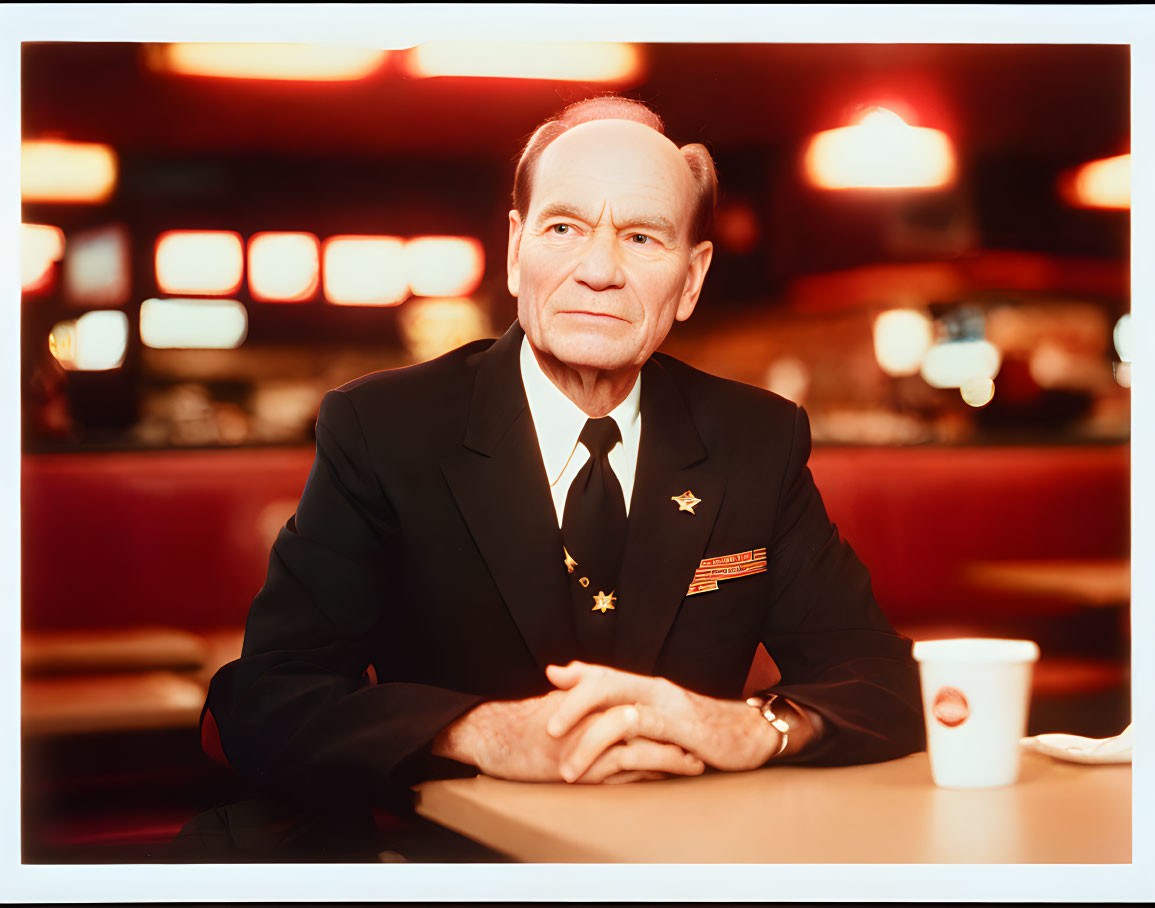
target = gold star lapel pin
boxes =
[592,590,617,613]
[671,490,701,514]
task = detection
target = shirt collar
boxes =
[519,335,641,484]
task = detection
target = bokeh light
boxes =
[960,377,996,408]
[1065,154,1130,209]
[405,236,485,298]
[140,298,248,349]
[152,44,388,81]
[22,140,118,203]
[248,232,320,302]
[873,309,935,377]
[805,107,955,190]
[63,224,131,306]
[405,42,640,82]
[21,224,65,293]
[920,340,1002,389]
[399,297,490,363]
[322,236,408,306]
[1113,313,1131,362]
[50,310,129,371]
[156,231,244,296]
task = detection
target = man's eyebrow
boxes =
[533,204,679,241]
[533,203,593,226]
[614,214,678,238]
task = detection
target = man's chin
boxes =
[545,335,636,375]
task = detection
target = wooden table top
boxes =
[415,750,1130,863]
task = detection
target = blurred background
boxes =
[20,41,1130,860]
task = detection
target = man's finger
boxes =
[560,704,642,781]
[560,704,656,781]
[601,769,669,784]
[575,739,703,784]
[544,661,586,690]
[547,668,655,738]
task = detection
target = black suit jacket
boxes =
[206,322,924,810]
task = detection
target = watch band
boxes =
[746,693,790,758]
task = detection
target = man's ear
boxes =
[506,210,524,298]
[676,240,713,322]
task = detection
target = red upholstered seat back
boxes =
[22,444,1128,631]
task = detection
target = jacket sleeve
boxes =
[205,389,484,811]
[758,405,926,765]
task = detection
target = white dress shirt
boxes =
[519,336,642,526]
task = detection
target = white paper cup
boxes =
[912,638,1040,789]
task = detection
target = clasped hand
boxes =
[439,662,782,784]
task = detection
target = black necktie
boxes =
[562,417,627,664]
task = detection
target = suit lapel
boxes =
[613,358,725,675]
[440,323,576,672]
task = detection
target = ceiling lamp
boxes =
[22,140,117,203]
[404,42,639,82]
[150,44,388,81]
[804,107,955,190]
[1063,154,1130,210]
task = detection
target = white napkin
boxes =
[1020,723,1132,764]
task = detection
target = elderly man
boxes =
[200,96,923,852]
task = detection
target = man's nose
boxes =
[572,230,625,291]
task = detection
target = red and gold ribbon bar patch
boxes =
[687,548,767,596]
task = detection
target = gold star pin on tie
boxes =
[592,590,616,613]
[563,547,578,574]
[671,490,701,514]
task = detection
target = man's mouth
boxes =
[558,310,629,323]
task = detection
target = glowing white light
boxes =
[405,42,640,82]
[156,231,244,296]
[140,298,248,349]
[1114,313,1132,363]
[63,224,131,305]
[960,377,995,408]
[920,340,1001,389]
[248,232,320,302]
[153,44,389,81]
[51,310,129,371]
[322,236,408,306]
[22,140,118,203]
[22,224,65,292]
[804,107,955,190]
[405,236,485,298]
[1067,154,1130,210]
[873,309,935,377]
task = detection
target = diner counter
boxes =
[414,750,1130,863]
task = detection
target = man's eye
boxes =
[629,234,652,245]
[550,224,571,235]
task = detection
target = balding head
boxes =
[512,96,717,245]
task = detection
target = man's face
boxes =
[507,119,713,375]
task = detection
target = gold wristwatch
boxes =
[746,692,791,758]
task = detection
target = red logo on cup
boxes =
[932,686,970,727]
